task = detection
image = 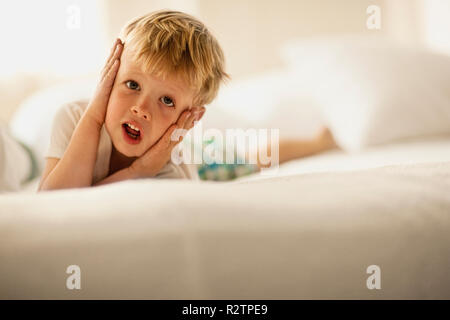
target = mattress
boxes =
[1,137,450,299]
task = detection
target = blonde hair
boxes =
[119,10,229,106]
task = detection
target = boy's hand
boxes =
[129,106,205,178]
[86,38,124,127]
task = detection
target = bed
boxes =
[1,36,450,299]
[1,135,450,299]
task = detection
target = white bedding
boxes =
[1,137,450,299]
[236,135,450,182]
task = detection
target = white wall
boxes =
[420,0,450,55]
[99,0,387,79]
[99,0,450,79]
[197,0,387,79]
[1,0,449,123]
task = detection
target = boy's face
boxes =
[105,47,198,158]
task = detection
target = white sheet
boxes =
[19,135,450,193]
[1,143,450,298]
[236,135,450,182]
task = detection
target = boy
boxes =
[37,10,337,190]
[38,10,229,191]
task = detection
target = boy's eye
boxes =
[125,80,140,91]
[160,96,175,107]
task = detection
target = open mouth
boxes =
[122,122,142,144]
[123,123,140,139]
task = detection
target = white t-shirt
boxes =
[45,100,199,184]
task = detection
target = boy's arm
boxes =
[38,114,106,190]
[251,127,338,169]
[39,39,123,191]
[92,166,136,187]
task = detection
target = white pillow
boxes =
[9,77,96,172]
[0,74,42,124]
[0,125,32,192]
[208,69,324,139]
[281,36,450,151]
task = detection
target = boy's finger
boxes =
[107,39,122,64]
[155,124,178,151]
[176,110,191,128]
[98,59,120,97]
[185,107,205,129]
[101,43,123,80]
[101,41,123,80]
[163,126,184,154]
[160,124,186,149]
[170,127,187,148]
[152,116,188,153]
[183,109,197,128]
[105,59,120,82]
[107,39,121,62]
[101,39,120,75]
[102,39,119,73]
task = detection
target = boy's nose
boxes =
[130,105,151,121]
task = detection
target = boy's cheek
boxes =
[104,108,117,140]
[104,100,118,125]
[104,99,125,136]
[106,90,128,118]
